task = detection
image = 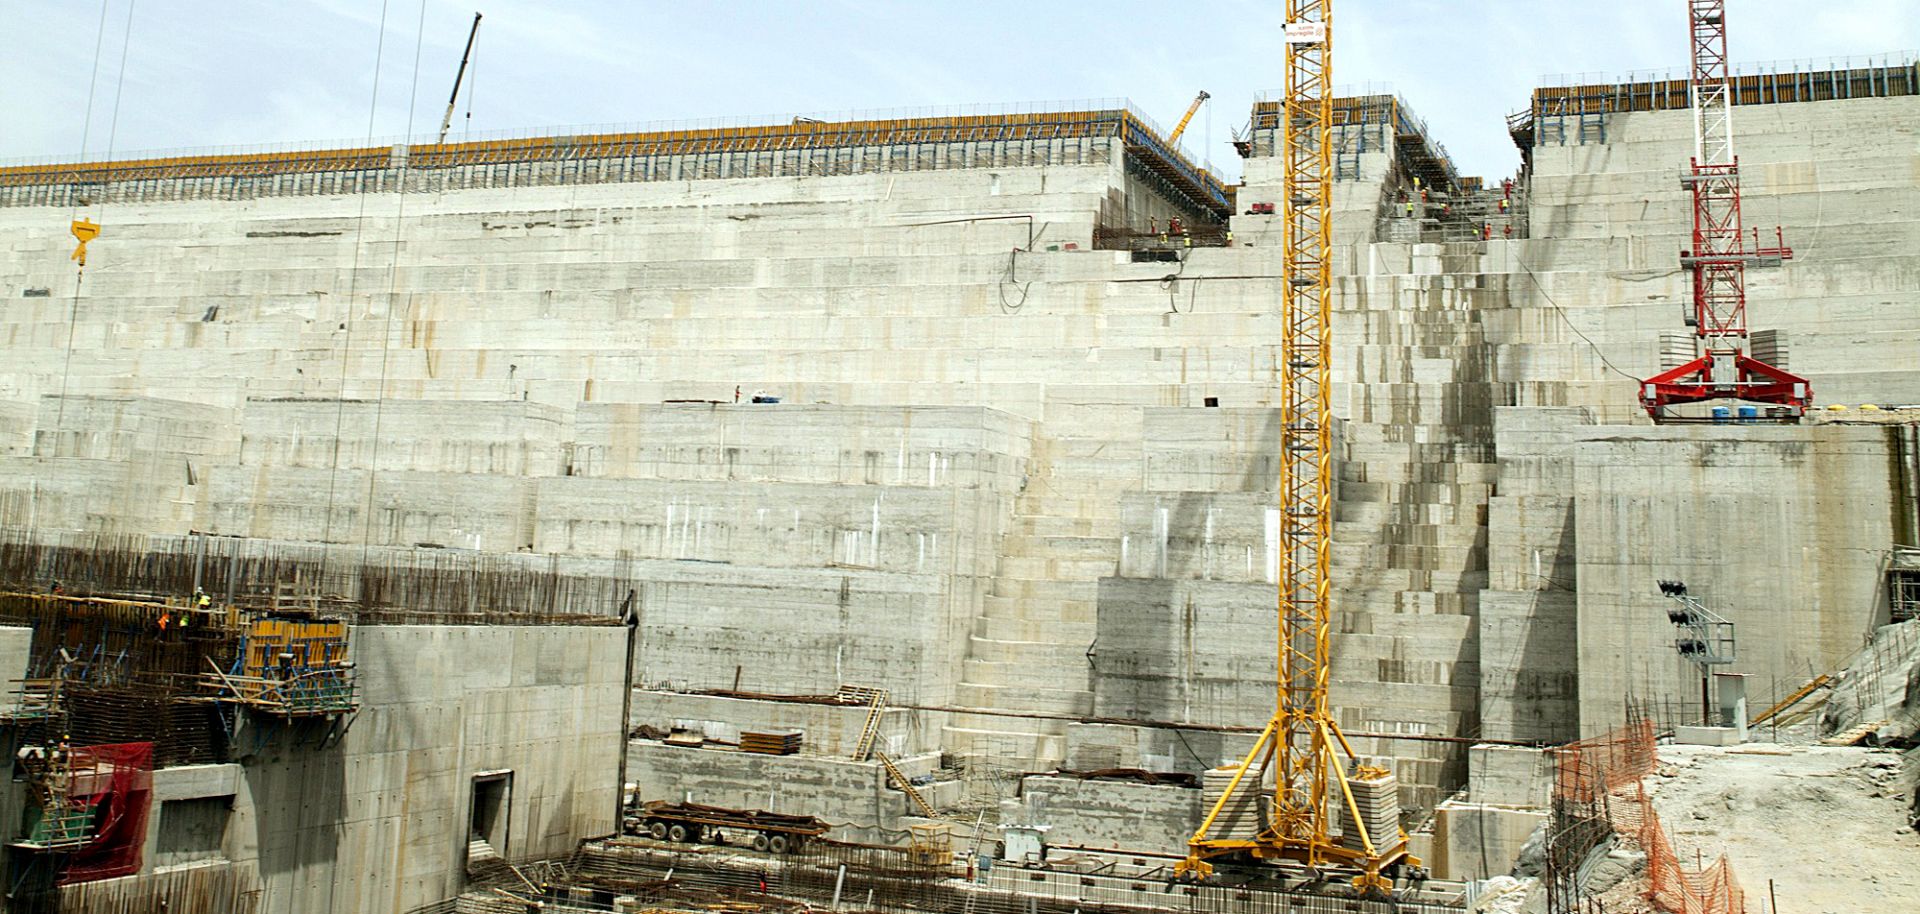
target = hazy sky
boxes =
[2,0,1915,180]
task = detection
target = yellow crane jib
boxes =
[1166,91,1211,146]
[70,219,100,266]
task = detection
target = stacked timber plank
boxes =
[740,730,804,755]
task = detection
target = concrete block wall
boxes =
[627,690,940,758]
[237,399,569,476]
[201,465,537,550]
[1569,423,1900,734]
[0,395,239,534]
[626,740,947,830]
[0,87,1915,851]
[124,623,629,914]
[1085,255,1500,812]
[632,561,968,704]
[1017,776,1204,854]
[1517,95,1920,413]
[1479,407,1591,742]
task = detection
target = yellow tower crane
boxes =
[1165,91,1211,145]
[1176,0,1415,895]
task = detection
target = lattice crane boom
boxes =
[1639,0,1811,418]
[1179,0,1413,894]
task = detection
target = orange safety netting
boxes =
[1610,782,1746,914]
[1552,722,1744,914]
[59,742,154,885]
[1551,719,1656,804]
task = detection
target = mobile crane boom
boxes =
[1166,91,1211,145]
[436,12,484,146]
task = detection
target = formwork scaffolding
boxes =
[1245,94,1462,192]
[1510,55,1919,151]
[7,741,155,889]
[0,105,1232,219]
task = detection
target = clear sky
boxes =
[2,0,1915,181]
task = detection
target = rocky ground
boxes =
[1645,742,1920,913]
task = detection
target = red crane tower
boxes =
[1638,0,1811,419]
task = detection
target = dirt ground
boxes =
[1645,742,1920,913]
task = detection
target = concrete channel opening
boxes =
[469,771,513,862]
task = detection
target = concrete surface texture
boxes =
[0,80,1916,869]
[43,623,628,914]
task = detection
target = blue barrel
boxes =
[1711,406,1732,424]
[1737,405,1759,423]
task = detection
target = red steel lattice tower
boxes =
[1639,0,1811,418]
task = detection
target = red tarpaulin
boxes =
[57,742,153,885]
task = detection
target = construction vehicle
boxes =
[1177,1,1416,894]
[625,800,828,855]
[1638,0,1811,420]
[436,12,484,146]
[1166,91,1210,145]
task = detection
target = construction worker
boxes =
[1498,198,1510,215]
[1482,222,1494,240]
[1404,200,1415,218]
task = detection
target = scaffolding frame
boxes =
[0,108,1231,218]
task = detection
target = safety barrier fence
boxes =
[1547,721,1744,914]
[1610,784,1744,914]
[1550,719,1656,804]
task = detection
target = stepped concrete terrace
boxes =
[0,73,1917,858]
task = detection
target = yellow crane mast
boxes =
[1166,90,1211,145]
[1177,0,1415,895]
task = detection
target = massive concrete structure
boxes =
[0,534,628,913]
[0,57,1916,897]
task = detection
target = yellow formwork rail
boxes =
[1,110,1125,187]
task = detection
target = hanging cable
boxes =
[320,0,395,546]
[997,248,1032,313]
[358,0,432,559]
[1158,248,1196,314]
[35,0,135,536]
[1510,248,1645,384]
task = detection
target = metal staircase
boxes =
[876,751,938,819]
[838,685,890,762]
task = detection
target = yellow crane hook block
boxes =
[70,219,100,266]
